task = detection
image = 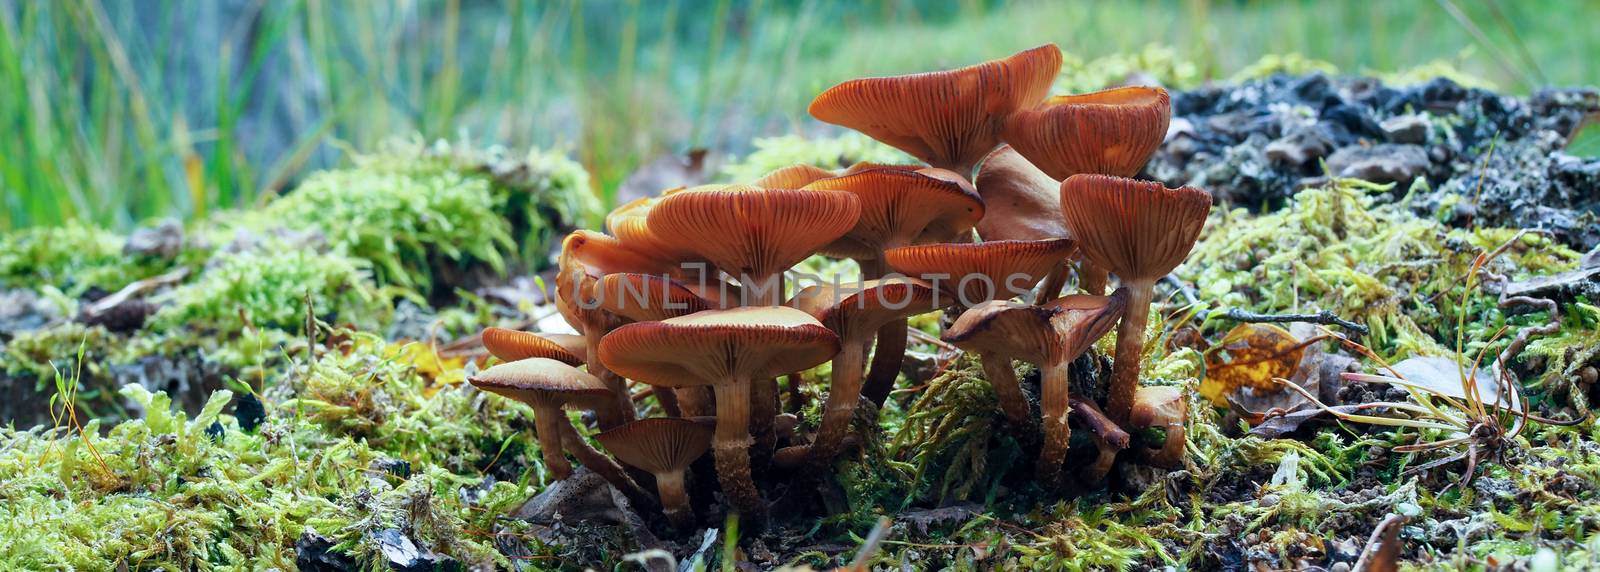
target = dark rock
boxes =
[0,288,59,335]
[372,528,457,572]
[371,457,413,479]
[234,392,266,432]
[296,531,358,572]
[1321,104,1385,141]
[80,298,154,333]
[124,219,185,259]
[1325,144,1429,184]
[1265,124,1336,167]
[205,420,225,442]
[1381,114,1430,144]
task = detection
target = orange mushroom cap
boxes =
[809,44,1063,176]
[973,145,1067,242]
[598,306,840,388]
[790,278,940,343]
[467,357,614,409]
[594,273,716,322]
[645,186,861,282]
[595,417,715,475]
[605,190,702,263]
[1058,175,1211,283]
[754,164,837,189]
[883,238,1076,307]
[1004,86,1172,180]
[803,169,984,257]
[481,327,584,366]
[942,291,1127,366]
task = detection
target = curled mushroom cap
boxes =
[1004,86,1171,180]
[943,292,1126,368]
[1059,175,1210,284]
[594,273,716,322]
[557,230,674,426]
[646,186,861,304]
[599,306,840,387]
[481,327,584,366]
[809,44,1063,177]
[468,358,614,480]
[754,164,837,189]
[803,169,985,257]
[883,238,1076,307]
[1129,385,1189,468]
[606,192,701,263]
[973,145,1066,242]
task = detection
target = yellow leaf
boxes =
[1200,323,1306,408]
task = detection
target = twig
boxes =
[1215,308,1370,336]
[1353,514,1407,572]
[1164,273,1199,306]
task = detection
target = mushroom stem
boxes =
[584,329,633,429]
[1037,261,1070,302]
[655,384,683,417]
[1071,397,1129,449]
[803,341,869,469]
[559,422,658,511]
[655,470,695,530]
[1037,361,1073,486]
[859,254,906,407]
[676,387,714,417]
[1071,397,1128,483]
[750,377,779,473]
[532,403,572,480]
[711,378,768,528]
[1105,283,1154,426]
[978,351,1032,430]
[1078,262,1109,296]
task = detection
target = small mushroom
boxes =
[781,278,940,468]
[646,185,861,306]
[804,168,984,410]
[467,358,616,482]
[1072,396,1129,483]
[598,306,840,528]
[557,230,683,427]
[1059,175,1210,425]
[1129,385,1188,468]
[1003,86,1172,180]
[942,292,1126,486]
[596,418,715,530]
[972,145,1088,298]
[480,327,585,366]
[809,44,1063,179]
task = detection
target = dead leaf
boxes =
[1201,323,1310,408]
[1248,405,1363,438]
[1383,356,1515,404]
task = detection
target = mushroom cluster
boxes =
[469,43,1212,533]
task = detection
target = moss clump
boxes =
[236,139,595,297]
[1180,179,1580,361]
[0,222,180,297]
[0,335,547,570]
[720,133,912,182]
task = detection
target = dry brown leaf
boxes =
[1201,323,1308,408]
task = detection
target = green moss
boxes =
[0,222,181,297]
[235,139,595,296]
[0,335,548,570]
[1228,53,1339,83]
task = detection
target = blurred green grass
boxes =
[2,0,1594,231]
